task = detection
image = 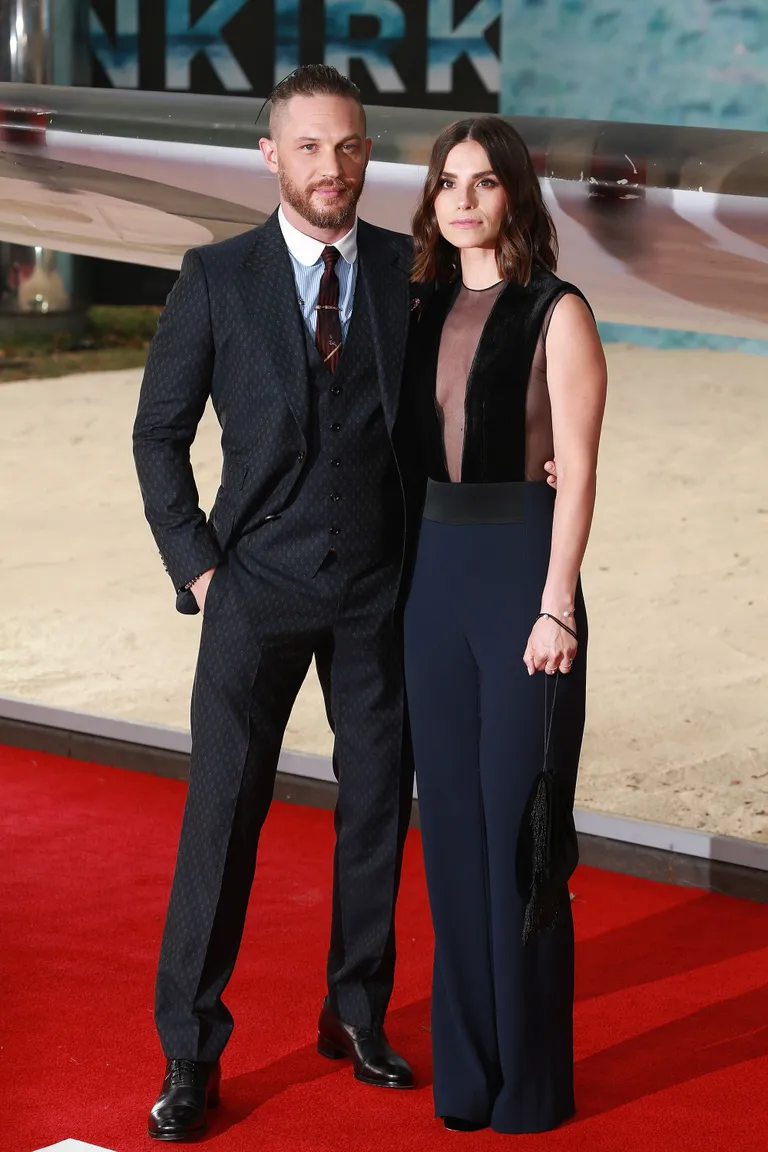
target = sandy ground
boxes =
[0,349,766,842]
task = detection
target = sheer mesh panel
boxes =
[435,281,505,482]
[435,284,567,482]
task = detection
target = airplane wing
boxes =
[1,83,767,339]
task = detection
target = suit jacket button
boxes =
[297,452,305,462]
[329,526,340,536]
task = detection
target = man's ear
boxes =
[259,136,279,173]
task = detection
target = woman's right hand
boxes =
[523,615,577,676]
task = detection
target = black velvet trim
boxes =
[403,279,461,484]
[461,267,589,482]
[402,267,591,486]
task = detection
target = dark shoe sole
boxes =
[147,1125,206,1142]
[353,1069,416,1089]
[443,1117,488,1132]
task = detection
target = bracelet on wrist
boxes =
[535,612,578,641]
[540,605,574,620]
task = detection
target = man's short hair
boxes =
[268,64,366,136]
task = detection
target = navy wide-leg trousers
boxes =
[404,482,586,1134]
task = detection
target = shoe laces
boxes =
[169,1059,198,1088]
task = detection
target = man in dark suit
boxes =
[134,65,419,1142]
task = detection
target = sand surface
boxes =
[0,349,766,842]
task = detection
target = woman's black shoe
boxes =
[443,1116,487,1132]
[148,1058,221,1142]
[317,1001,415,1088]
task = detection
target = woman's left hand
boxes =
[523,616,577,676]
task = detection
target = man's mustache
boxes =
[309,179,353,194]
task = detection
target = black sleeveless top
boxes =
[403,265,590,484]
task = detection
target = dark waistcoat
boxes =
[404,265,588,484]
[242,261,401,577]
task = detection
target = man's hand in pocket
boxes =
[190,567,217,614]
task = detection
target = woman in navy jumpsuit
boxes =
[402,116,607,1134]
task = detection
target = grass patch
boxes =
[0,305,160,383]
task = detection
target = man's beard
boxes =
[279,171,364,230]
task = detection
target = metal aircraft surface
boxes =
[1,83,767,338]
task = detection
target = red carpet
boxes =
[2,744,768,1152]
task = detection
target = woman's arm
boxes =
[523,292,607,675]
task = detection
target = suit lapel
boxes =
[356,220,411,434]
[239,212,310,441]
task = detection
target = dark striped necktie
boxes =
[315,245,342,374]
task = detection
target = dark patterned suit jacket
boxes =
[133,210,419,612]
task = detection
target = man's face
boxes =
[259,94,371,232]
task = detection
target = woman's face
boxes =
[433,139,507,252]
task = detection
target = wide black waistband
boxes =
[422,479,525,524]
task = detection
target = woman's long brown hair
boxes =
[412,116,558,285]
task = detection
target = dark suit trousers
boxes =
[155,546,412,1061]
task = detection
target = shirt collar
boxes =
[278,205,358,267]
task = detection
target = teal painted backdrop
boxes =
[500,0,768,130]
[499,1,768,352]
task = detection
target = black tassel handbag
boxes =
[515,672,579,944]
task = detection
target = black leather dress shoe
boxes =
[317,1001,414,1088]
[148,1058,220,1142]
[443,1116,488,1132]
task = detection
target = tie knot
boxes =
[322,245,341,271]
